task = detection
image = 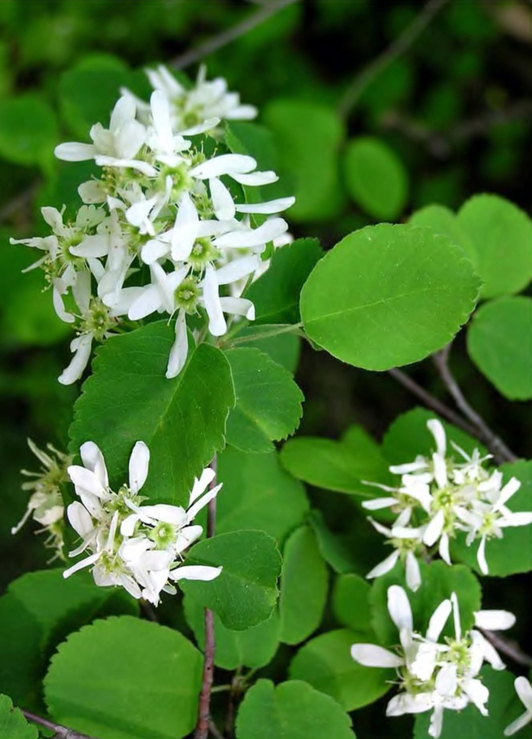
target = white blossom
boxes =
[505,677,532,736]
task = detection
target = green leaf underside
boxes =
[457,193,532,298]
[279,526,329,645]
[0,695,38,739]
[216,446,309,543]
[179,530,282,630]
[414,667,531,739]
[236,679,356,739]
[184,596,280,670]
[233,327,300,373]
[467,297,532,400]
[44,616,202,739]
[344,136,408,220]
[69,321,235,506]
[245,238,323,325]
[300,224,480,371]
[280,425,392,495]
[289,629,392,711]
[225,348,303,453]
[332,573,373,633]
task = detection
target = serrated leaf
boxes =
[245,238,323,325]
[289,629,391,711]
[225,348,303,453]
[179,530,282,630]
[279,526,328,645]
[467,297,532,400]
[344,137,408,220]
[216,446,309,543]
[236,679,356,739]
[184,596,280,671]
[300,224,480,370]
[281,425,391,495]
[44,616,202,739]
[332,573,373,633]
[69,321,235,506]
[0,695,38,739]
[457,194,532,298]
[0,94,58,168]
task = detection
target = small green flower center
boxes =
[174,277,200,313]
[150,521,177,549]
[188,238,220,269]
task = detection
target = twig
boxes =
[21,710,95,739]
[339,0,450,116]
[481,629,532,668]
[0,183,39,224]
[170,0,300,70]
[140,598,158,621]
[388,368,478,437]
[433,345,518,464]
[194,456,218,739]
[209,719,226,739]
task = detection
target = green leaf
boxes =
[264,99,345,223]
[289,629,391,711]
[245,239,323,325]
[409,204,475,260]
[226,121,278,172]
[233,327,300,373]
[467,297,532,400]
[184,596,280,671]
[370,561,481,646]
[300,224,480,370]
[452,460,532,577]
[281,425,391,495]
[344,137,408,220]
[279,526,328,645]
[0,94,58,168]
[382,407,485,465]
[332,574,373,632]
[310,511,363,575]
[225,348,303,453]
[414,667,530,739]
[44,616,202,739]
[179,530,282,630]
[216,446,309,543]
[457,194,532,298]
[69,321,235,506]
[0,695,38,739]
[236,679,356,739]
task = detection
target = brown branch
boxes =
[481,629,532,668]
[21,710,95,739]
[388,368,478,437]
[169,0,300,70]
[194,456,218,739]
[433,345,518,464]
[339,0,450,116]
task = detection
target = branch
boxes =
[194,456,218,739]
[432,345,518,464]
[339,0,450,116]
[481,629,532,668]
[0,183,39,225]
[21,710,95,739]
[388,368,478,437]
[169,0,300,70]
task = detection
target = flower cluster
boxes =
[12,439,71,559]
[351,585,515,738]
[11,66,294,384]
[363,419,532,590]
[64,440,222,605]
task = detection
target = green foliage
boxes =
[279,526,328,645]
[236,679,356,739]
[245,238,323,324]
[409,203,474,259]
[280,425,391,495]
[179,530,282,630]
[44,616,202,739]
[467,297,532,400]
[331,573,373,632]
[233,328,300,373]
[344,137,408,220]
[301,224,480,370]
[264,100,345,222]
[0,695,37,739]
[216,446,309,543]
[69,322,235,505]
[184,596,280,670]
[457,194,532,298]
[289,629,391,710]
[225,348,303,453]
[0,94,58,169]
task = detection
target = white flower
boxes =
[505,677,532,736]
[365,516,423,591]
[64,441,222,605]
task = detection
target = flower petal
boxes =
[129,441,150,493]
[350,644,403,668]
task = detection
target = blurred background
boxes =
[0,0,531,705]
